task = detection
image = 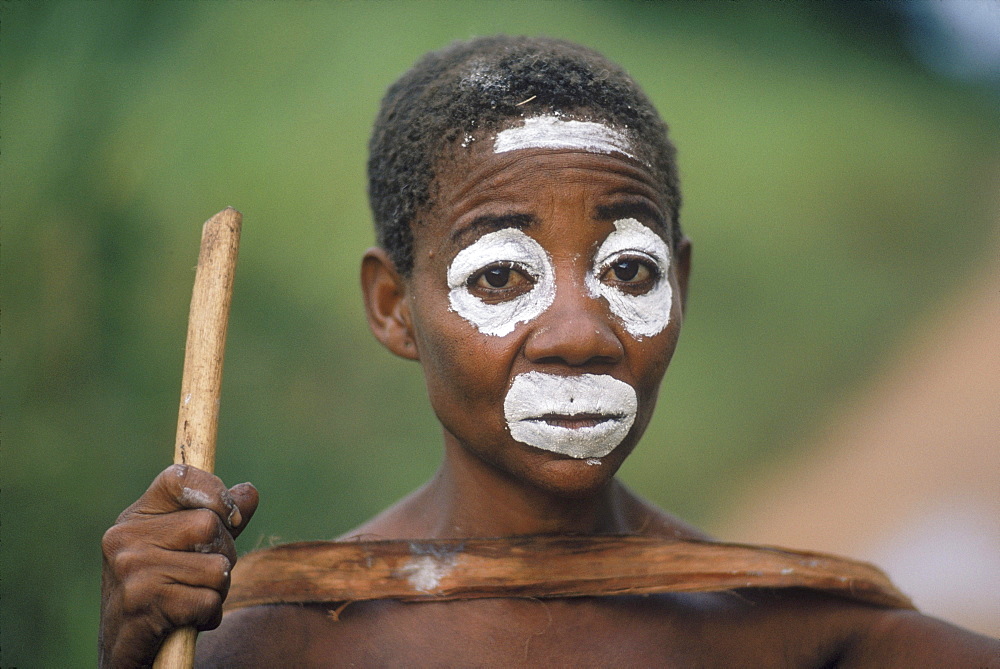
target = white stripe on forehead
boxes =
[493,115,637,160]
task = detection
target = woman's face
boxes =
[404,119,689,497]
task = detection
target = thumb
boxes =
[227,482,259,539]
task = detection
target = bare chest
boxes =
[277,594,846,668]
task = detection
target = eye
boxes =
[600,255,660,295]
[468,263,534,300]
[611,259,641,282]
[482,266,512,288]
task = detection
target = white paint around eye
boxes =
[504,371,638,459]
[494,115,637,161]
[447,228,555,337]
[585,218,672,338]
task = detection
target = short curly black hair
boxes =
[368,35,682,276]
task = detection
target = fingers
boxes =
[100,468,257,668]
[104,507,238,566]
[120,464,243,532]
[117,549,232,632]
[227,482,259,539]
[163,508,240,564]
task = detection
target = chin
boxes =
[523,452,624,499]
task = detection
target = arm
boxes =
[99,465,258,668]
[842,609,999,667]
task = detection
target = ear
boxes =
[360,247,419,360]
[674,236,692,314]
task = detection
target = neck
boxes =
[341,432,705,543]
[412,437,635,539]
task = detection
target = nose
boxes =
[524,280,624,367]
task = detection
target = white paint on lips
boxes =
[504,371,637,459]
[447,228,555,337]
[493,115,637,161]
[585,218,672,338]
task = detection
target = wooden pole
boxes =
[153,207,242,669]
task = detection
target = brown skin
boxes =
[100,140,1000,667]
[99,465,258,668]
[353,145,694,538]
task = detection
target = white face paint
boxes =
[585,218,672,338]
[494,115,637,161]
[504,371,638,459]
[447,228,555,337]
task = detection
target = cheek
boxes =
[414,311,511,411]
[587,278,673,340]
[623,323,680,415]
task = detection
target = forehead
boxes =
[492,116,641,161]
[418,119,667,249]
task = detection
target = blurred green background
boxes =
[3,1,998,664]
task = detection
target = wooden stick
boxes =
[154,208,242,669]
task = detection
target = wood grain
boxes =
[154,208,242,669]
[226,535,914,611]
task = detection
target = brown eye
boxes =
[469,263,533,299]
[600,255,659,294]
[612,259,641,282]
[483,266,511,288]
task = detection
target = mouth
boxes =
[529,413,624,429]
[503,372,638,459]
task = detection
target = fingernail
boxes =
[229,506,243,528]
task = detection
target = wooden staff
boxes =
[154,207,242,669]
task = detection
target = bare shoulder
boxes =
[618,482,713,540]
[837,607,1000,668]
[718,588,999,668]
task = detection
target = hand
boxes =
[99,465,258,668]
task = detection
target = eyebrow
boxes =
[594,199,667,232]
[450,213,535,245]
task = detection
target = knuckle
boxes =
[120,572,157,617]
[162,587,222,630]
[120,608,172,653]
[166,463,190,481]
[193,588,224,625]
[110,547,144,576]
[216,553,233,578]
[189,508,224,540]
[158,463,190,495]
[101,525,125,560]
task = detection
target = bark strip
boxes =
[227,535,913,611]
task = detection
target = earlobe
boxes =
[674,237,692,315]
[360,247,419,360]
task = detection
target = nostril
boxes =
[524,314,624,367]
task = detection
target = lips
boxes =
[503,372,638,459]
[532,413,624,429]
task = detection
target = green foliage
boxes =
[2,2,996,665]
